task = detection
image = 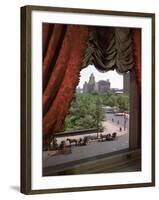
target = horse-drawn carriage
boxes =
[100,132,117,142]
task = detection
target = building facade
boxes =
[83,73,110,94]
[98,79,110,93]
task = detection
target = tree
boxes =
[64,93,129,132]
[64,94,104,131]
[116,95,129,112]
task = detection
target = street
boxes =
[43,133,129,169]
[105,113,129,130]
[43,112,129,170]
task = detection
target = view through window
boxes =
[43,65,130,176]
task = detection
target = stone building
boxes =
[83,73,110,94]
[98,79,110,93]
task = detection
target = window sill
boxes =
[43,148,141,176]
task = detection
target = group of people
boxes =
[112,118,123,132]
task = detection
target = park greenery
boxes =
[64,92,129,132]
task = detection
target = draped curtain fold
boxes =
[42,24,90,142]
[42,24,141,145]
[83,27,134,73]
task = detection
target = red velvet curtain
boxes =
[42,24,90,143]
[132,28,141,93]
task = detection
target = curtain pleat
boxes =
[43,24,90,142]
[42,23,53,60]
[43,24,67,91]
[83,27,134,73]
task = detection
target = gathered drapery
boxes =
[42,24,141,144]
[83,27,134,73]
[42,24,90,143]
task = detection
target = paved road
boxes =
[43,112,130,169]
[43,134,129,167]
[105,113,129,130]
[43,133,129,168]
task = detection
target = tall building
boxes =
[82,73,110,94]
[83,81,88,93]
[87,73,96,93]
[98,79,110,93]
[123,72,130,93]
[89,73,95,84]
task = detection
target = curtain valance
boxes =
[83,27,134,73]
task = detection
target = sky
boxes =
[77,65,123,89]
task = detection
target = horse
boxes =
[112,132,117,139]
[66,138,78,146]
[78,138,83,146]
[100,132,117,142]
[106,133,113,141]
[82,136,89,145]
[77,137,89,146]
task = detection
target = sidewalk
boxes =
[53,119,128,145]
[43,133,129,168]
[43,118,129,162]
[102,120,128,137]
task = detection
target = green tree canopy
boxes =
[64,93,129,132]
[64,94,104,131]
